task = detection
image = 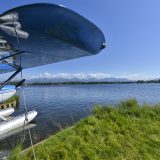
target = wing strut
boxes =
[0,60,22,89]
[0,50,25,61]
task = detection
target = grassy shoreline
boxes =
[9,99,160,160]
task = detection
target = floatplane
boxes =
[0,3,105,137]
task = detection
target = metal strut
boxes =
[0,50,25,61]
[0,60,22,89]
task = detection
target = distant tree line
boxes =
[4,79,160,86]
[18,79,160,85]
[136,79,160,83]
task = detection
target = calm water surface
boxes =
[0,84,160,156]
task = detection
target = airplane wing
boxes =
[0,3,106,74]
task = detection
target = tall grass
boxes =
[9,99,160,160]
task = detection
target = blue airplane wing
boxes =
[0,3,106,74]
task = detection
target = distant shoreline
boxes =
[20,80,160,85]
[5,79,160,86]
[2,80,160,86]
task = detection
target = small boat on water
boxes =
[0,110,37,135]
[0,85,16,103]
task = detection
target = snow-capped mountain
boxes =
[25,73,130,83]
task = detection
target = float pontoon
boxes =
[0,110,37,135]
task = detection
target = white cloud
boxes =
[26,72,159,81]
[0,72,159,82]
[117,73,158,81]
[28,73,112,80]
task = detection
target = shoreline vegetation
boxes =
[9,99,160,160]
[9,79,160,86]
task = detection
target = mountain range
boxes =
[25,73,130,83]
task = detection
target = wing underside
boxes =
[0,3,105,74]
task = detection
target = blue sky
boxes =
[0,0,160,80]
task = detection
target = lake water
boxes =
[0,83,160,157]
